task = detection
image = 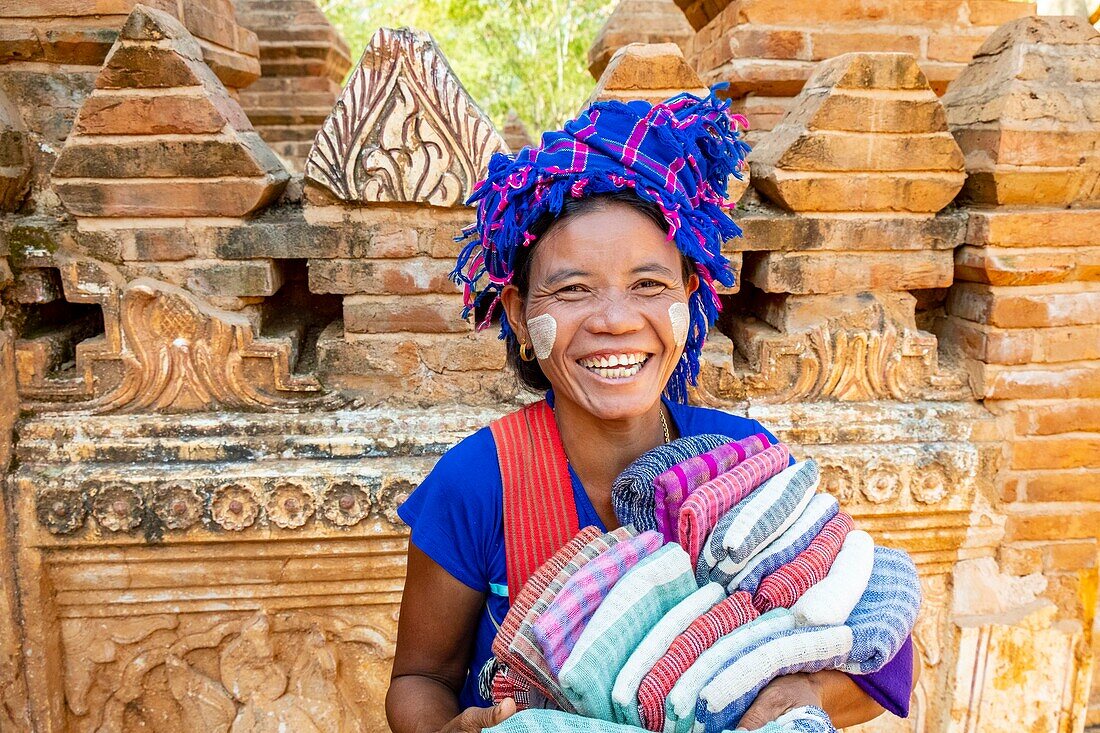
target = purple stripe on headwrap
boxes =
[451,86,751,402]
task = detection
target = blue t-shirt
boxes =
[396,399,911,717]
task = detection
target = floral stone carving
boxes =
[305,27,507,206]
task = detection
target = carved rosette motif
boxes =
[813,453,972,511]
[33,476,393,536]
[305,27,507,206]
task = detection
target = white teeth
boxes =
[608,354,620,367]
[576,356,648,380]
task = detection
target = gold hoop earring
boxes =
[519,341,535,362]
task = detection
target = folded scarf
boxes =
[727,494,838,595]
[695,625,853,732]
[481,706,833,733]
[534,531,664,674]
[653,433,771,544]
[702,460,819,586]
[611,583,725,727]
[753,511,853,614]
[561,544,698,720]
[492,665,553,711]
[612,434,731,532]
[841,547,922,674]
[789,529,874,628]
[662,609,796,733]
[638,591,758,731]
[679,443,791,572]
[499,527,634,709]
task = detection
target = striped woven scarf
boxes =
[753,511,854,614]
[840,546,922,674]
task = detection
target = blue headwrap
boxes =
[452,87,751,402]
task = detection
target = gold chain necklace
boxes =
[659,408,671,444]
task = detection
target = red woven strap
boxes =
[491,400,580,605]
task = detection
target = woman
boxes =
[386,91,914,733]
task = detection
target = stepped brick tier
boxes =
[599,0,1036,140]
[589,0,696,78]
[235,0,352,172]
[0,4,1097,732]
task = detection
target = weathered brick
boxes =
[1015,401,1100,436]
[750,169,965,213]
[52,134,281,179]
[96,45,207,89]
[343,294,470,334]
[1044,540,1098,571]
[53,178,286,218]
[795,92,948,134]
[966,209,1100,248]
[927,33,990,63]
[1005,508,1100,542]
[307,258,458,295]
[967,0,1036,27]
[1012,435,1100,470]
[954,128,1100,168]
[999,543,1042,574]
[1025,469,1100,503]
[735,210,965,252]
[121,228,197,261]
[954,246,1100,286]
[743,250,953,293]
[129,259,284,297]
[768,130,964,172]
[946,283,1100,328]
[731,29,808,60]
[809,32,921,61]
[979,362,1100,400]
[73,92,245,135]
[938,317,1100,364]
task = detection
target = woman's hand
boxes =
[734,673,821,730]
[439,698,517,733]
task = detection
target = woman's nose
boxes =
[588,293,645,334]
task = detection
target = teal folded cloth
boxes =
[611,583,726,726]
[702,461,819,586]
[663,609,796,733]
[695,625,853,732]
[560,544,698,721]
[481,706,834,732]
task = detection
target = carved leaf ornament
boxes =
[306,27,507,206]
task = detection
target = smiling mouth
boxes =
[576,352,651,380]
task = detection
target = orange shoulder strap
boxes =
[490,400,580,604]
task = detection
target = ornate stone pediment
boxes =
[16,261,343,413]
[305,27,507,207]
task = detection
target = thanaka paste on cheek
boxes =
[669,302,690,349]
[526,314,557,360]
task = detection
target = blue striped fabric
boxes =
[481,705,834,732]
[841,547,922,674]
[725,494,838,594]
[611,434,729,532]
[695,626,852,732]
[702,461,819,586]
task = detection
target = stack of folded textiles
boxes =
[481,436,921,733]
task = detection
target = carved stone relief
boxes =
[16,260,344,413]
[306,27,508,206]
[59,610,393,733]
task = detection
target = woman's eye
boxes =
[636,280,667,291]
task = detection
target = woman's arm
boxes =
[386,543,515,733]
[736,643,921,729]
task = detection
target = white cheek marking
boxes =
[526,314,557,360]
[669,302,690,348]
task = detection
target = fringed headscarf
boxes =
[452,87,750,402]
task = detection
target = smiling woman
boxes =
[385,91,916,733]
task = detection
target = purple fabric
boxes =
[653,432,771,544]
[848,635,914,718]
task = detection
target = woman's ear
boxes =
[499,284,527,342]
[686,271,700,298]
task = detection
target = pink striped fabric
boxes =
[636,590,758,731]
[653,433,771,544]
[678,443,791,571]
[532,530,664,674]
[753,512,854,614]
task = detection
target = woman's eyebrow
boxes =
[632,263,677,277]
[542,268,591,286]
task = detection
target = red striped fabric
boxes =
[491,400,580,605]
[636,590,759,731]
[753,512,854,613]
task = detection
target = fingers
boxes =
[452,699,517,732]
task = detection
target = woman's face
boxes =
[502,201,698,422]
